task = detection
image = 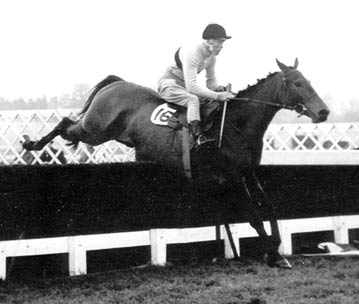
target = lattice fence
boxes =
[0,109,135,165]
[0,109,358,165]
[264,123,359,151]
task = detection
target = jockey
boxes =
[158,23,235,147]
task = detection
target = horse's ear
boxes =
[276,59,290,72]
[293,58,299,69]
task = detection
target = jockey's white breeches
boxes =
[158,79,206,123]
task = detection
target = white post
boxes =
[333,216,349,244]
[278,221,292,256]
[68,236,87,276]
[150,229,167,266]
[0,246,6,280]
[223,224,240,259]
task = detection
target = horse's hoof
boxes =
[273,257,292,269]
[264,253,292,269]
[22,140,34,150]
[22,140,30,150]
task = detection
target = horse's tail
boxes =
[79,75,125,116]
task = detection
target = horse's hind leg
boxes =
[23,117,80,151]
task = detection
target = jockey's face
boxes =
[207,39,227,55]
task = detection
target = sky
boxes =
[0,0,358,115]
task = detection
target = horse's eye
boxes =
[294,81,303,87]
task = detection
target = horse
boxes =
[23,59,330,268]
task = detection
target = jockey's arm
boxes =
[182,52,218,100]
[205,60,220,91]
[182,50,234,101]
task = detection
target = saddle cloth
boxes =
[150,100,221,131]
[150,100,221,178]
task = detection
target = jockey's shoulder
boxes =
[182,42,213,62]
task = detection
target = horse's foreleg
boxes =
[246,173,281,249]
[238,176,291,269]
[23,117,77,151]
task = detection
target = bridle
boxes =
[228,96,307,115]
[217,74,314,148]
[227,73,311,116]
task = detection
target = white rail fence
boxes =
[0,109,359,165]
[0,214,358,280]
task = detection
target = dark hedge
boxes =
[0,163,358,240]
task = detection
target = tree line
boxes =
[0,83,90,111]
[0,83,357,122]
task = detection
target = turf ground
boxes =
[1,256,358,304]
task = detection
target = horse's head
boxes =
[276,58,330,123]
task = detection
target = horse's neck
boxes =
[232,74,282,134]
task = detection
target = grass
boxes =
[0,256,358,304]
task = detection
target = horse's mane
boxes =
[235,72,279,98]
[79,75,125,117]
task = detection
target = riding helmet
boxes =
[202,23,232,40]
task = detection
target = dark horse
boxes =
[23,59,329,268]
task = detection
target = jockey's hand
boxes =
[216,91,235,101]
[215,85,226,92]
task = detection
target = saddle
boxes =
[150,100,222,178]
[151,99,221,132]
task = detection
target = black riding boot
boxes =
[189,120,215,147]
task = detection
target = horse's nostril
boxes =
[319,109,330,118]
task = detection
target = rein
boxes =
[228,97,306,114]
[217,72,315,148]
[217,97,308,148]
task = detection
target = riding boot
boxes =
[189,120,215,147]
